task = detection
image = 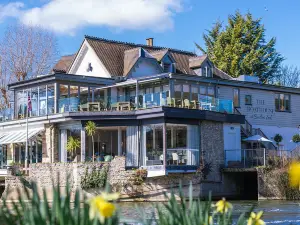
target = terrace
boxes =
[0,73,234,123]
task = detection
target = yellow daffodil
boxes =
[215,198,232,213]
[89,192,119,223]
[288,161,300,189]
[209,215,213,225]
[247,211,265,225]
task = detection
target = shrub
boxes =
[131,168,147,185]
[81,166,108,189]
[278,171,300,200]
[292,134,300,144]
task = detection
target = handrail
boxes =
[234,108,252,136]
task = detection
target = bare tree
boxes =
[0,24,59,108]
[270,65,300,88]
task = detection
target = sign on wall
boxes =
[246,99,274,120]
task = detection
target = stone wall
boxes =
[108,156,201,201]
[42,125,59,163]
[200,121,224,182]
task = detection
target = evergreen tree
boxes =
[196,11,284,83]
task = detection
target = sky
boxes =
[0,0,299,67]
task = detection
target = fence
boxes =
[225,149,297,168]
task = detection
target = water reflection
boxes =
[118,201,300,225]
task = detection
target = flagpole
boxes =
[25,91,29,175]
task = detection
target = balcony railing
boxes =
[0,95,234,123]
[225,149,266,168]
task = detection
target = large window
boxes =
[16,90,26,118]
[69,86,79,112]
[142,124,164,166]
[275,93,290,112]
[39,86,47,116]
[31,87,38,117]
[233,88,240,107]
[141,124,200,167]
[47,84,55,114]
[59,84,69,113]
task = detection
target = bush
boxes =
[81,166,108,189]
[292,134,300,143]
[278,171,300,200]
[131,168,147,185]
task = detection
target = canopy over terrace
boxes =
[0,127,44,168]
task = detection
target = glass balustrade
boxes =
[0,92,234,123]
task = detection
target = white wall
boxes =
[218,85,300,128]
[69,41,111,78]
[252,125,298,151]
[128,58,162,78]
[223,123,241,164]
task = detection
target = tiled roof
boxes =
[85,35,197,76]
[123,48,140,75]
[189,55,208,69]
[53,54,75,73]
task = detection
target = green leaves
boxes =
[67,136,81,153]
[197,11,284,82]
[85,121,96,137]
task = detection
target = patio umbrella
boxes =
[243,134,272,149]
[243,135,272,143]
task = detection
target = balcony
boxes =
[58,95,233,113]
[0,94,234,124]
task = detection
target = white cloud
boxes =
[0,2,24,22]
[15,0,185,34]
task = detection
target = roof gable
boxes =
[84,35,197,77]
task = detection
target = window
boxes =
[233,88,240,107]
[191,86,198,101]
[39,86,46,116]
[245,95,252,105]
[59,84,69,113]
[182,85,190,100]
[69,86,79,112]
[275,94,290,112]
[47,84,55,114]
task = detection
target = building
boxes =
[0,35,298,179]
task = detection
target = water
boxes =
[119,200,300,224]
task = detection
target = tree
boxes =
[85,121,96,162]
[196,11,284,83]
[273,134,283,150]
[0,24,59,108]
[270,65,300,88]
[66,136,81,161]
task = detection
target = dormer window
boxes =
[163,63,171,72]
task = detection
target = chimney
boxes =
[146,38,153,46]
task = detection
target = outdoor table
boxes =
[118,102,131,110]
[88,102,100,111]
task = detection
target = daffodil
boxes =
[208,215,213,225]
[288,161,300,189]
[215,198,232,213]
[89,192,119,223]
[247,211,265,225]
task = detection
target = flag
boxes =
[28,94,32,112]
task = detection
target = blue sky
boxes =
[0,0,299,67]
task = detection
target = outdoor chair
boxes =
[172,153,179,165]
[183,99,190,108]
[167,97,175,107]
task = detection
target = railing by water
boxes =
[225,149,266,168]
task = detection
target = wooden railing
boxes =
[234,108,252,136]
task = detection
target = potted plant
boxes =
[292,134,300,145]
[85,121,96,162]
[66,136,81,162]
[274,134,283,150]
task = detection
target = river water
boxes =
[119,201,300,224]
